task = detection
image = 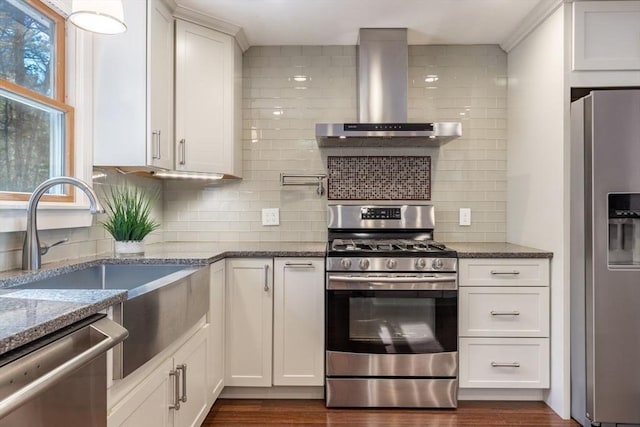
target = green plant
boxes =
[101,185,160,241]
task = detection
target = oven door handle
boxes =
[327,275,457,290]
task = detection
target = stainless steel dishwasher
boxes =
[0,314,128,426]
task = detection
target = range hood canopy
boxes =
[316,28,462,147]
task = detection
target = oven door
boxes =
[326,272,458,377]
[326,272,457,355]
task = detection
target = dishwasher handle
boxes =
[0,317,128,420]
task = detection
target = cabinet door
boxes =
[207,260,225,403]
[108,359,174,427]
[148,0,174,169]
[93,0,147,166]
[459,337,550,388]
[225,259,273,387]
[273,258,325,386]
[175,20,236,174]
[173,327,209,427]
[573,1,640,71]
[459,286,549,337]
[458,259,549,287]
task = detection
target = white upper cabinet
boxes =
[93,0,174,169]
[148,0,175,169]
[573,1,640,71]
[175,20,243,177]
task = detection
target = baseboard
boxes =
[220,386,324,399]
[218,386,542,402]
[458,388,544,401]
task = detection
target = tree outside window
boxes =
[0,0,73,201]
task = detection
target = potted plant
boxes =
[101,184,160,257]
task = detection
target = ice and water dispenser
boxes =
[608,193,640,266]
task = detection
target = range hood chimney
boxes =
[316,28,461,147]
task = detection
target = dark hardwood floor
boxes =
[202,399,580,426]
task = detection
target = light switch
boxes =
[261,208,280,226]
[459,208,471,226]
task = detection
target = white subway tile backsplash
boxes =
[163,43,507,243]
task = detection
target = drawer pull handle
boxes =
[491,361,521,368]
[284,262,314,268]
[490,311,520,316]
[490,270,521,276]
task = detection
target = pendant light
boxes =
[69,0,127,35]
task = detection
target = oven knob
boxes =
[386,259,397,269]
[359,259,370,270]
[432,259,445,270]
[341,258,352,269]
[415,258,427,269]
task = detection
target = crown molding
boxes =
[173,5,250,51]
[500,0,565,52]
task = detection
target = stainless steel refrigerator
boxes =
[571,90,640,426]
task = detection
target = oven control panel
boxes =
[361,207,401,220]
[326,257,458,272]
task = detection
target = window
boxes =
[0,0,73,202]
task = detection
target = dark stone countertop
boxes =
[445,242,553,259]
[0,288,126,354]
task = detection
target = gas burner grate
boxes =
[330,238,449,253]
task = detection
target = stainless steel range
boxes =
[325,203,458,408]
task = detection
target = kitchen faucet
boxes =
[22,176,105,271]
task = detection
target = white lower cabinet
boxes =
[109,358,174,427]
[273,258,325,386]
[207,260,225,402]
[173,327,209,427]
[225,257,325,388]
[459,287,549,337]
[459,337,550,388]
[225,259,273,387]
[458,258,550,390]
[108,326,210,427]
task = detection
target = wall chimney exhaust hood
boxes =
[316,28,461,147]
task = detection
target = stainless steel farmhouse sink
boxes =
[12,262,209,379]
[13,264,189,295]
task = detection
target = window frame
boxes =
[0,0,75,203]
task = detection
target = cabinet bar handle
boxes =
[177,363,187,403]
[264,264,270,292]
[490,311,520,316]
[169,368,180,410]
[152,130,161,159]
[284,262,314,268]
[179,139,186,165]
[490,270,520,275]
[491,361,521,368]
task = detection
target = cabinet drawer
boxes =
[458,259,549,287]
[459,338,549,388]
[459,287,549,337]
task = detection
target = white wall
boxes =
[507,5,570,419]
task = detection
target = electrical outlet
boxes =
[459,208,471,226]
[261,208,280,226]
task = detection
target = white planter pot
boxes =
[114,240,145,257]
